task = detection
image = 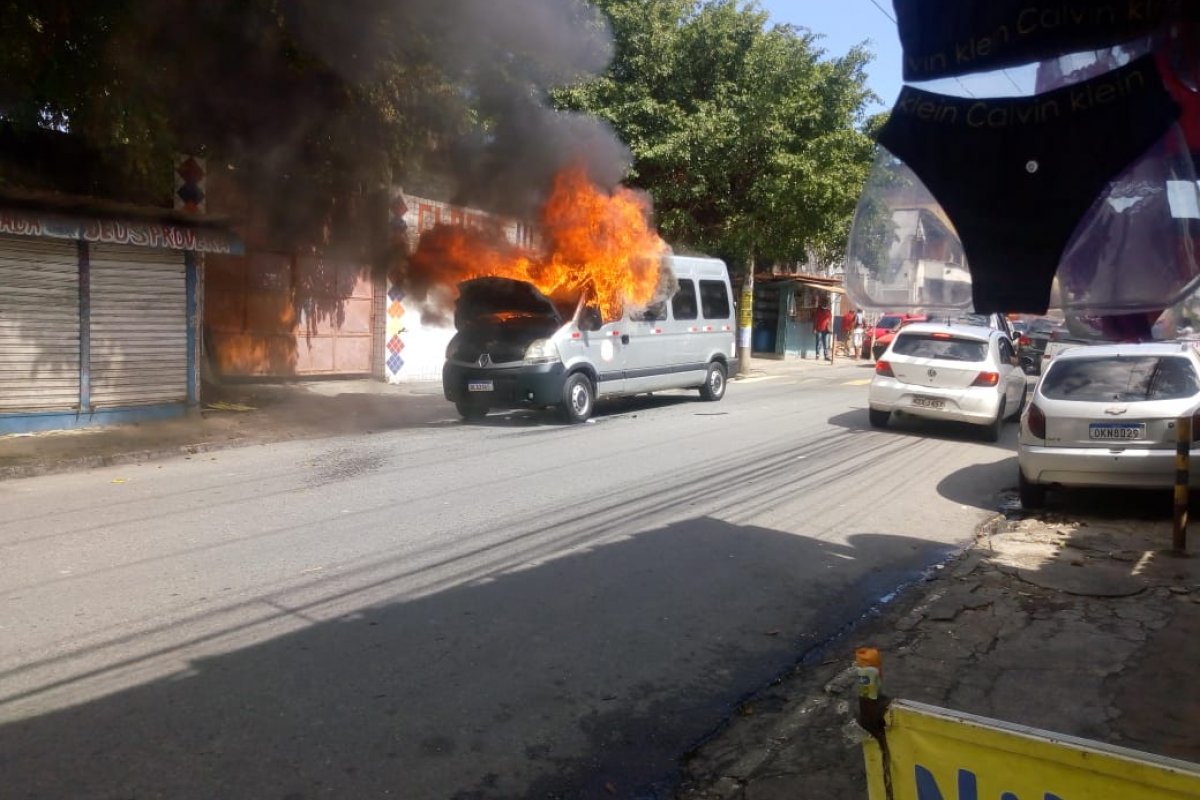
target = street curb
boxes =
[0,438,255,481]
[729,361,868,381]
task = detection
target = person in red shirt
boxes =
[813,300,833,361]
[841,308,858,358]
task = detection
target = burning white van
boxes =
[442,255,736,423]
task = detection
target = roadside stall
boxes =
[742,275,846,359]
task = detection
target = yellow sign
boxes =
[738,285,753,329]
[864,700,1200,800]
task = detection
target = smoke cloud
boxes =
[284,0,629,216]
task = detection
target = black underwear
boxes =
[876,55,1180,313]
[895,0,1172,81]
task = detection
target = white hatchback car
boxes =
[1018,342,1200,508]
[868,322,1027,441]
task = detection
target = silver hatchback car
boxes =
[1018,342,1200,507]
[868,322,1028,442]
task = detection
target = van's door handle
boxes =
[621,334,630,344]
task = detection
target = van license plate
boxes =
[911,396,944,409]
[467,381,493,392]
[1089,423,1145,440]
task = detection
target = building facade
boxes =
[0,204,241,434]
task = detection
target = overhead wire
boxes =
[864,0,986,98]
[865,0,895,24]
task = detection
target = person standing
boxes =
[813,300,832,361]
[841,307,858,358]
[852,308,866,359]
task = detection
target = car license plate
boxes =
[467,380,493,393]
[911,396,945,409]
[1089,423,1145,440]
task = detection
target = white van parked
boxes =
[442,255,737,423]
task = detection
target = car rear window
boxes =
[877,316,902,330]
[1041,356,1200,401]
[891,333,987,362]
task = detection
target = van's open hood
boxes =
[455,277,562,329]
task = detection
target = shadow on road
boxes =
[2,519,950,800]
[459,392,700,428]
[935,455,1020,511]
[938,457,1200,519]
[826,408,1020,448]
[1021,485,1199,521]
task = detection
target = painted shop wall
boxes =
[202,168,379,379]
[206,251,374,377]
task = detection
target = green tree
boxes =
[554,0,879,271]
[0,0,610,241]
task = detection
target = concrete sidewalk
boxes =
[0,355,865,480]
[675,499,1200,798]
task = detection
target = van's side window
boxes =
[671,280,698,320]
[631,300,667,322]
[700,280,731,319]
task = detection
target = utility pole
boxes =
[738,267,754,376]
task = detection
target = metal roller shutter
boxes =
[0,235,81,412]
[90,244,187,407]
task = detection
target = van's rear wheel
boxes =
[699,361,727,401]
[560,373,594,423]
[455,398,488,422]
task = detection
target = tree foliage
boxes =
[0,0,611,241]
[554,0,881,270]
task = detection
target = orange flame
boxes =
[406,165,667,320]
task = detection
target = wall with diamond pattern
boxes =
[384,192,534,383]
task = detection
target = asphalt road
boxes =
[0,367,1020,799]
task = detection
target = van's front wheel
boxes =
[699,361,727,401]
[560,373,595,423]
[455,397,488,422]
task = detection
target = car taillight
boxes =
[1019,335,1031,346]
[971,371,1000,386]
[875,360,894,377]
[1027,403,1046,439]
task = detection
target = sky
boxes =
[756,1,1042,113]
[758,0,905,110]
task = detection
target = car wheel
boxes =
[868,408,890,428]
[699,360,727,401]
[455,398,488,422]
[560,372,594,423]
[1019,470,1046,509]
[982,399,1005,442]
